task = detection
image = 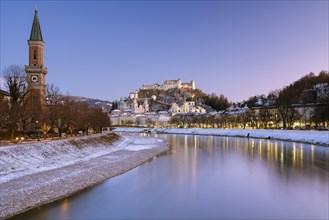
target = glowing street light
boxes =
[36,120,40,141]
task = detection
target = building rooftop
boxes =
[0,89,10,97]
[29,7,43,41]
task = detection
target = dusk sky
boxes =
[1,1,328,102]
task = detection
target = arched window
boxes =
[33,50,37,60]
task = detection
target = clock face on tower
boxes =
[31,75,39,83]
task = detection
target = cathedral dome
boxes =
[118,100,126,107]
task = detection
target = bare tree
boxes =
[276,87,300,129]
[170,117,180,127]
[259,107,272,128]
[89,108,110,133]
[239,110,251,129]
[2,65,31,140]
[0,96,10,136]
[146,118,156,127]
[4,65,28,102]
[46,83,60,105]
[136,117,141,126]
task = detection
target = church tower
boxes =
[25,6,47,112]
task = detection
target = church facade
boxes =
[25,7,47,113]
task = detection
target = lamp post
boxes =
[36,120,40,141]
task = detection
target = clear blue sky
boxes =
[1,0,328,102]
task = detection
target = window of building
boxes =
[32,94,38,108]
[33,50,37,60]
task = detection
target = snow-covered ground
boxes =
[0,134,164,184]
[0,134,168,218]
[113,127,329,146]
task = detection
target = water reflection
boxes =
[14,134,329,220]
[164,135,328,183]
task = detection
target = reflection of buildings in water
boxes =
[200,136,315,177]
[292,143,296,169]
[280,144,284,170]
[222,137,229,153]
[162,134,323,185]
[244,139,248,156]
[60,199,69,219]
[300,146,303,169]
[126,133,321,178]
[184,135,188,148]
[237,137,315,175]
[208,136,214,152]
[268,141,273,162]
[169,135,184,188]
[171,135,198,190]
[292,143,297,168]
[274,142,278,163]
[251,139,255,160]
[194,135,197,148]
[259,140,263,160]
[191,136,197,189]
[289,143,305,170]
[311,145,314,166]
[183,135,188,187]
[279,142,312,173]
[266,140,271,163]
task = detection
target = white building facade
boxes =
[169,101,206,115]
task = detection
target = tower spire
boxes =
[25,7,47,113]
[30,6,43,41]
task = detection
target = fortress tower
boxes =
[25,7,47,112]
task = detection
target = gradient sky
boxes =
[1,0,328,102]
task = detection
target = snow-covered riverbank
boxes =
[0,134,168,219]
[113,127,329,146]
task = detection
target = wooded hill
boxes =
[242,70,329,107]
[138,87,229,111]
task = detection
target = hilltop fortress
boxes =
[110,78,205,126]
[142,79,195,91]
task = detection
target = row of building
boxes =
[110,101,326,129]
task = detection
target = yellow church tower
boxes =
[25,6,47,112]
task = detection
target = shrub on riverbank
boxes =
[68,133,119,148]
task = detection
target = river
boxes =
[13,134,329,219]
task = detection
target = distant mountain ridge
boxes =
[70,95,112,111]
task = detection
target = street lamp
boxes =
[36,120,40,141]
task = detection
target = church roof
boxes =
[29,7,43,41]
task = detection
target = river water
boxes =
[15,134,329,219]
